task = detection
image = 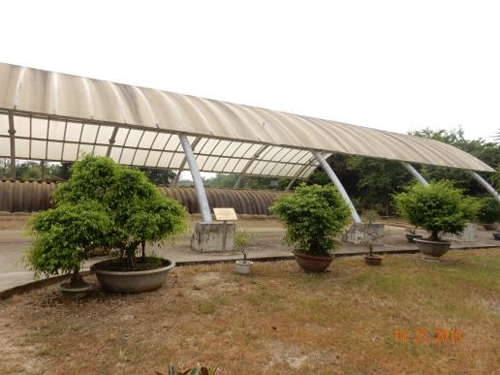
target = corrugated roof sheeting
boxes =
[0,62,494,173]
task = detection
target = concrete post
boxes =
[401,162,429,186]
[312,150,361,223]
[469,171,500,204]
[178,134,212,223]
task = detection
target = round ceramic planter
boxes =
[493,232,500,240]
[364,254,383,266]
[483,223,498,231]
[414,239,451,259]
[405,233,423,243]
[293,252,334,272]
[235,260,253,275]
[60,282,92,299]
[91,258,175,293]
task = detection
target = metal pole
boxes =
[8,112,16,179]
[469,171,500,204]
[312,150,361,223]
[234,145,269,188]
[41,161,45,180]
[173,136,202,186]
[401,162,429,186]
[178,134,212,223]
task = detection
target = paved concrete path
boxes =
[1,220,499,295]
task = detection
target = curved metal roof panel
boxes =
[0,62,494,173]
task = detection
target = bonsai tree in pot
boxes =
[394,181,479,259]
[234,231,252,275]
[54,155,189,293]
[478,196,500,231]
[270,184,351,272]
[362,210,385,265]
[26,201,112,296]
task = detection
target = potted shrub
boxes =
[234,231,252,275]
[394,181,478,259]
[270,184,351,272]
[54,155,189,293]
[478,196,500,231]
[26,201,112,297]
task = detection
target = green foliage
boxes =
[270,184,351,256]
[26,201,112,284]
[138,167,176,185]
[394,181,479,241]
[52,155,189,269]
[207,173,287,190]
[477,196,500,224]
[305,154,413,215]
[409,127,500,194]
[156,364,218,375]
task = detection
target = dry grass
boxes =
[1,249,499,375]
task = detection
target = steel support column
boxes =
[172,136,202,186]
[469,171,500,204]
[312,150,361,223]
[401,162,429,186]
[234,145,269,188]
[8,112,15,179]
[285,158,315,191]
[106,126,119,157]
[178,133,212,223]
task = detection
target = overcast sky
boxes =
[1,0,498,144]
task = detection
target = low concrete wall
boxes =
[441,223,477,242]
[191,222,236,252]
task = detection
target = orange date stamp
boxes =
[394,327,462,343]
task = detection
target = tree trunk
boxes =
[141,241,146,260]
[429,230,440,241]
[70,266,86,288]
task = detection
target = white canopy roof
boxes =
[0,62,494,177]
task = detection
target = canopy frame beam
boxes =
[401,162,429,186]
[106,126,119,157]
[172,136,202,186]
[312,150,361,223]
[8,111,15,178]
[178,133,212,223]
[234,145,269,188]
[469,171,500,204]
[285,157,316,191]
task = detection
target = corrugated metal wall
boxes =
[0,180,282,215]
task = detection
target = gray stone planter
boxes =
[235,260,253,275]
[91,258,175,293]
[405,233,423,243]
[483,223,499,231]
[414,239,451,259]
[60,282,92,299]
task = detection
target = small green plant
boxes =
[26,201,112,287]
[361,210,384,256]
[234,231,251,261]
[477,196,500,224]
[156,363,218,375]
[394,181,479,241]
[270,184,351,256]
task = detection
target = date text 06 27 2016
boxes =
[394,327,462,343]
